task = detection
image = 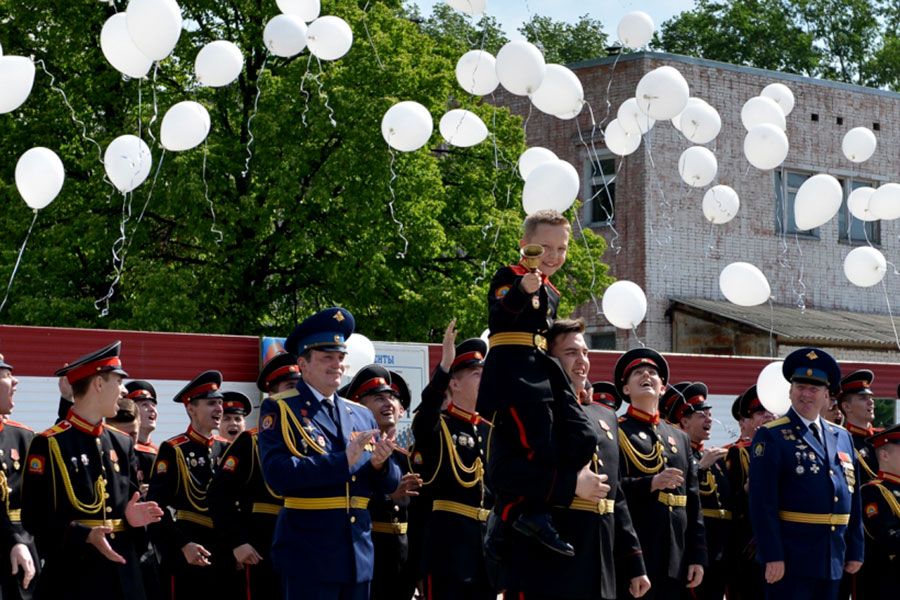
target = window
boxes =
[838,180,880,245]
[586,156,616,226]
[589,331,617,350]
[775,171,819,237]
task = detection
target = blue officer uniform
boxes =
[749,348,864,600]
[257,308,401,600]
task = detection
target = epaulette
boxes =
[135,442,158,454]
[247,427,259,435]
[167,434,190,446]
[270,388,300,401]
[40,421,72,437]
[4,419,33,432]
[104,423,131,439]
[763,416,790,429]
[864,479,882,487]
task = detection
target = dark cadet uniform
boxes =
[209,353,301,600]
[341,366,416,600]
[614,349,707,600]
[411,340,495,599]
[859,425,900,599]
[724,386,766,600]
[147,370,229,599]
[21,342,148,600]
[663,382,733,600]
[125,381,160,488]
[749,348,863,600]
[257,308,401,600]
[838,371,880,484]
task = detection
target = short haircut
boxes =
[523,210,570,239]
[71,372,112,399]
[108,397,138,425]
[547,318,586,351]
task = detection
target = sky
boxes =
[410,0,699,39]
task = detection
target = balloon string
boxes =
[361,1,385,70]
[33,59,104,166]
[474,185,512,286]
[0,210,39,315]
[137,79,142,139]
[126,149,167,255]
[386,148,409,258]
[704,221,716,258]
[314,57,337,128]
[601,51,623,127]
[644,122,673,300]
[880,277,900,352]
[147,62,160,148]
[768,298,776,358]
[522,102,533,138]
[243,54,268,178]
[630,324,645,348]
[575,100,621,254]
[793,233,807,312]
[299,54,313,127]
[573,210,603,316]
[202,140,223,243]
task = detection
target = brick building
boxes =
[497,51,900,362]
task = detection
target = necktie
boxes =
[809,422,822,445]
[324,398,342,435]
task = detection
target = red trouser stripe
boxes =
[509,406,535,460]
[427,574,433,600]
[246,567,252,600]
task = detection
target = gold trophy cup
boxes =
[520,244,544,309]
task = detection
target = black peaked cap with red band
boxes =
[222,390,252,416]
[659,381,692,422]
[125,380,157,405]
[591,381,622,412]
[839,369,874,398]
[174,370,223,404]
[389,370,411,411]
[869,423,900,448]
[257,351,300,392]
[614,347,669,400]
[737,384,766,419]
[450,338,487,374]
[731,395,742,421]
[54,341,129,385]
[663,382,710,424]
[342,364,393,401]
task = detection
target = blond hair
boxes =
[523,210,571,240]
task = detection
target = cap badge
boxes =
[806,369,813,377]
[806,351,818,360]
[333,312,345,322]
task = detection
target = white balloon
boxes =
[847,186,878,222]
[126,0,183,61]
[618,98,655,135]
[530,64,583,119]
[793,174,842,230]
[446,0,487,16]
[455,50,498,96]
[518,147,558,181]
[264,14,308,58]
[744,124,789,170]
[617,11,654,47]
[679,100,721,144]
[868,183,900,221]
[761,82,795,116]
[702,185,740,224]
[756,361,790,416]
[635,66,690,120]
[276,0,320,22]
[719,262,771,307]
[602,281,648,329]
[842,127,877,163]
[439,109,488,147]
[496,40,546,96]
[195,40,243,87]
[678,146,717,188]
[741,96,786,131]
[15,147,65,210]
[101,14,153,79]
[381,101,433,152]
[604,119,642,157]
[344,333,376,379]
[843,246,887,288]
[670,97,706,132]
[160,101,211,152]
[104,135,153,193]
[307,16,353,61]
[0,56,35,114]
[522,159,579,215]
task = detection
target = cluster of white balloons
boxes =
[743,83,793,170]
[382,101,488,152]
[602,280,648,329]
[100,0,183,79]
[719,262,771,306]
[264,1,353,61]
[516,147,579,215]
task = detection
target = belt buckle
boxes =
[477,508,490,521]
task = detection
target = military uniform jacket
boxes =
[146,426,228,565]
[0,420,34,552]
[411,365,492,580]
[847,423,881,484]
[724,440,756,560]
[694,444,733,563]
[134,441,157,491]
[207,428,282,562]
[860,472,900,597]
[21,413,145,600]
[749,409,864,580]
[257,381,401,585]
[618,410,708,581]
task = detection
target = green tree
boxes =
[413,2,508,56]
[0,0,609,342]
[519,14,609,65]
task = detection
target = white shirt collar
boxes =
[305,381,333,405]
[795,410,822,432]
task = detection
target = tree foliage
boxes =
[518,14,609,65]
[0,0,610,342]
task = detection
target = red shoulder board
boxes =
[247,427,259,435]
[135,442,158,454]
[167,434,190,446]
[213,435,229,444]
[40,421,72,437]
[103,423,130,438]
[5,419,33,432]
[509,264,529,276]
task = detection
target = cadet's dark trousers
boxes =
[618,576,683,600]
[689,560,726,600]
[425,573,495,600]
[765,576,840,600]
[281,580,369,600]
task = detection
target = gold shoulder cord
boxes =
[277,400,325,457]
[874,483,900,518]
[739,447,750,479]
[414,433,444,487]
[855,449,877,480]
[0,471,8,515]
[48,437,107,515]
[251,434,283,500]
[699,469,717,496]
[174,446,211,513]
[617,428,664,474]
[438,417,483,489]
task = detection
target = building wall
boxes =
[495,52,900,354]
